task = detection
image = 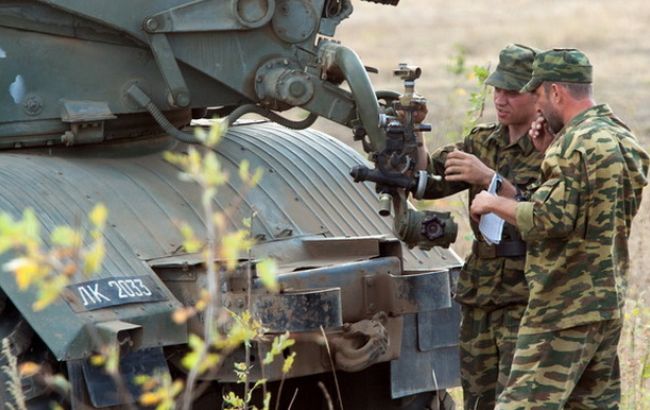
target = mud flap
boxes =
[68,347,169,408]
[390,270,461,399]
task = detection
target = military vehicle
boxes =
[0,0,462,408]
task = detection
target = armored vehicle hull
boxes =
[0,0,462,407]
[0,123,461,408]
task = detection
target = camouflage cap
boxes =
[521,48,592,92]
[485,44,539,91]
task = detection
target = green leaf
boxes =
[89,203,108,230]
[21,208,41,243]
[180,223,203,253]
[193,127,207,144]
[257,259,278,293]
[233,362,249,383]
[203,152,227,186]
[163,151,184,166]
[202,188,216,208]
[133,374,150,385]
[249,167,264,187]
[104,346,120,375]
[473,65,490,83]
[223,391,245,408]
[262,392,271,410]
[206,118,227,147]
[643,355,650,379]
[239,159,250,184]
[187,333,204,350]
[51,226,82,248]
[83,240,105,275]
[33,274,69,311]
[263,332,294,365]
[282,351,296,374]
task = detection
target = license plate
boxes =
[64,275,167,312]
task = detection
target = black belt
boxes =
[472,240,526,259]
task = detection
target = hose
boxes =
[320,43,385,151]
[127,84,319,142]
[126,84,199,144]
[227,104,319,129]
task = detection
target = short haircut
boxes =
[543,81,592,99]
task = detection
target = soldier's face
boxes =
[534,85,564,134]
[493,88,537,127]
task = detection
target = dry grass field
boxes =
[314,0,650,407]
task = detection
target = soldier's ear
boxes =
[550,83,563,104]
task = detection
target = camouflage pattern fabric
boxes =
[521,48,592,92]
[515,104,650,335]
[425,125,543,409]
[485,44,539,91]
[460,304,525,410]
[425,124,544,308]
[496,318,622,410]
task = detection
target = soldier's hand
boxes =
[411,101,428,124]
[396,100,428,124]
[444,150,494,188]
[529,112,556,153]
[470,191,496,222]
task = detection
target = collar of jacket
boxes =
[486,123,536,156]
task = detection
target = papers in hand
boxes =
[478,174,505,245]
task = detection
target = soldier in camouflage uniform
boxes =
[471,48,650,409]
[416,44,544,409]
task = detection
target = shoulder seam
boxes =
[469,123,498,135]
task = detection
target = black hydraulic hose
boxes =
[227,104,319,129]
[375,90,400,101]
[127,84,319,144]
[126,84,199,144]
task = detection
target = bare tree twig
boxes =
[318,382,334,410]
[319,326,343,410]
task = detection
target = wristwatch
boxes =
[494,173,504,194]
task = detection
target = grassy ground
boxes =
[314,1,650,407]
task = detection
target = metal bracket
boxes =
[143,0,276,33]
[60,100,116,145]
[320,0,353,37]
[363,270,451,316]
[147,33,191,108]
[94,320,143,355]
[225,288,342,332]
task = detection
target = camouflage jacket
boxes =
[425,124,544,308]
[515,104,650,334]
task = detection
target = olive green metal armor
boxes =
[0,1,461,408]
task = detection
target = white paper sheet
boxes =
[478,174,505,245]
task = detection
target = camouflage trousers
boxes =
[496,319,622,410]
[460,303,526,410]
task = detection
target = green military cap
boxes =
[485,44,539,91]
[521,48,592,92]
